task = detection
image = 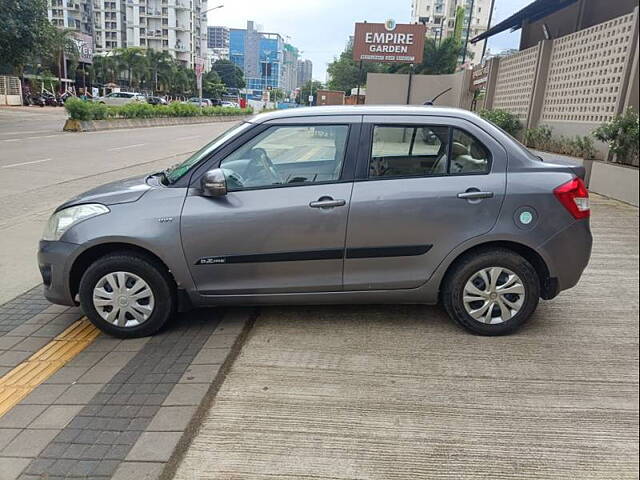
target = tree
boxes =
[211,59,245,89]
[297,80,323,106]
[269,88,286,102]
[145,49,171,92]
[47,28,79,93]
[115,47,146,88]
[91,55,118,85]
[202,70,225,99]
[388,37,471,75]
[326,46,385,95]
[0,0,53,74]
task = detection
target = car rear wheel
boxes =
[78,252,175,338]
[442,249,540,335]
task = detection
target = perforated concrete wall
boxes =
[541,11,637,124]
[492,46,539,123]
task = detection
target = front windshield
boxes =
[165,122,252,183]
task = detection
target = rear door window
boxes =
[369,125,449,177]
[369,125,490,178]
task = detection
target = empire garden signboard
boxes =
[353,20,426,64]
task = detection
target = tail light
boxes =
[554,177,590,219]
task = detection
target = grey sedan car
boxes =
[38,106,592,337]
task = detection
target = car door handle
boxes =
[457,190,494,200]
[309,197,346,209]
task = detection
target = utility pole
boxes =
[355,60,363,104]
[481,0,496,61]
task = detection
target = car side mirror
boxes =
[200,169,227,197]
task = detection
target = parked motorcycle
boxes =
[30,94,46,107]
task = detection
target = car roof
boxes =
[248,105,483,124]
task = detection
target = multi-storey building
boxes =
[48,0,207,68]
[410,0,491,63]
[281,43,299,94]
[207,26,229,66]
[296,58,312,88]
[229,21,284,94]
[122,0,207,67]
[47,0,93,34]
[93,0,125,51]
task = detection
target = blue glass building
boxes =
[229,21,284,96]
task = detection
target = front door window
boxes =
[220,124,350,190]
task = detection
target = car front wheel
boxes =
[442,249,540,335]
[78,252,175,338]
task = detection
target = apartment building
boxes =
[207,26,229,66]
[47,0,93,34]
[410,0,491,63]
[122,0,207,67]
[296,58,312,88]
[47,0,207,67]
[282,43,299,93]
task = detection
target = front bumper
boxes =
[538,218,593,295]
[38,240,80,306]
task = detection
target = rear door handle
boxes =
[457,191,494,200]
[309,197,346,209]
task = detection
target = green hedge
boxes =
[65,97,252,121]
[478,109,522,137]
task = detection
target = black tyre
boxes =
[442,248,540,336]
[78,252,176,338]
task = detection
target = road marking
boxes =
[0,130,41,136]
[108,143,146,151]
[2,138,21,142]
[0,319,100,417]
[1,158,52,169]
[175,135,201,141]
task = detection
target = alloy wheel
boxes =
[92,271,155,327]
[462,267,525,324]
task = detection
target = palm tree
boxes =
[388,37,472,75]
[48,28,79,93]
[145,49,172,93]
[115,47,146,89]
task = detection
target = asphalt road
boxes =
[0,106,238,304]
[175,195,639,480]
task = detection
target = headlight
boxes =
[42,204,110,241]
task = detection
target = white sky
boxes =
[207,0,532,81]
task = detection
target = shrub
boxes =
[64,97,94,121]
[524,125,553,150]
[479,109,522,137]
[65,98,253,121]
[593,107,639,165]
[525,124,595,159]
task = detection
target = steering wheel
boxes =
[245,148,282,184]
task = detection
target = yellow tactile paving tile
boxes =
[0,318,100,417]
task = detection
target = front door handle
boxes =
[457,190,494,200]
[309,197,346,209]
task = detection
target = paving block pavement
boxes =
[173,195,639,480]
[0,292,254,480]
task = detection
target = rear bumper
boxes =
[37,240,80,306]
[538,219,592,296]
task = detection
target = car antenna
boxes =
[424,87,452,106]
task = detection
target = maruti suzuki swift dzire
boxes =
[38,106,592,337]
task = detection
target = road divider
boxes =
[63,114,249,132]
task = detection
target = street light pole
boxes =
[197,4,224,104]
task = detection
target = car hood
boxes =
[56,175,152,212]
